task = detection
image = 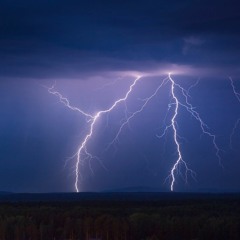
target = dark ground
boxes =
[0,192,239,239]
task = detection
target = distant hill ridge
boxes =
[103,186,162,192]
[0,191,239,203]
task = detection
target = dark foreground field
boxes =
[0,192,239,240]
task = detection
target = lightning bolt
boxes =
[229,77,240,103]
[48,73,222,192]
[230,119,240,149]
[48,83,94,120]
[158,74,221,191]
[106,76,169,149]
[229,77,240,149]
[48,76,142,192]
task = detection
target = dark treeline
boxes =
[0,195,239,240]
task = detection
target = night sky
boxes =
[1,0,240,193]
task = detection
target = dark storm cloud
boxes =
[0,0,239,79]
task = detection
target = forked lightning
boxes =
[48,74,222,192]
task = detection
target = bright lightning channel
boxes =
[107,76,169,148]
[158,73,221,191]
[229,77,240,103]
[49,76,142,192]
